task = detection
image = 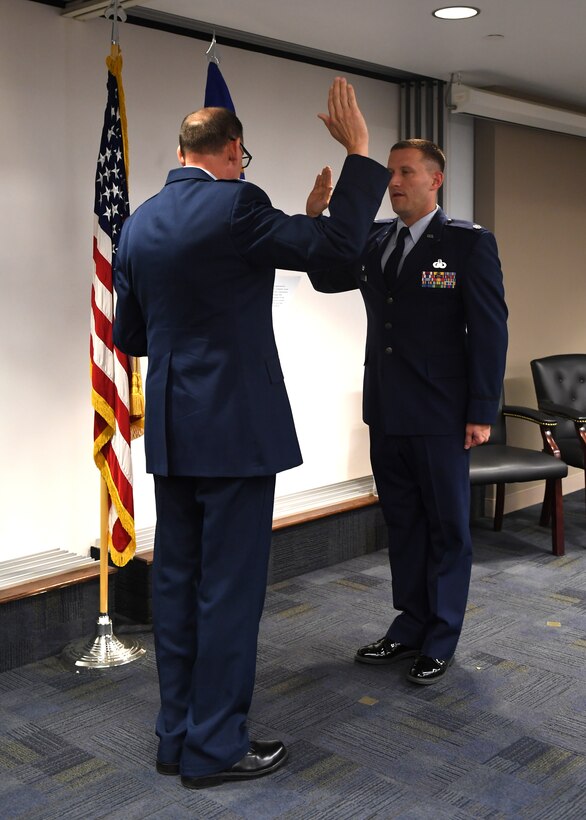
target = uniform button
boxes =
[385,347,393,355]
[386,296,394,304]
[385,322,392,330]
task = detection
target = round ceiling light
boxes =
[433,7,480,19]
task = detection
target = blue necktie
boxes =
[383,226,410,289]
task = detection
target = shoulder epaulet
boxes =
[445,218,485,231]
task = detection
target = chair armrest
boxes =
[502,404,562,457]
[538,400,586,424]
[502,404,559,427]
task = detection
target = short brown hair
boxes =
[391,139,446,172]
[179,107,243,156]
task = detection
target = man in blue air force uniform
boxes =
[308,139,508,685]
[113,78,390,788]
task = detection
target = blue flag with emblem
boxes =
[204,61,236,111]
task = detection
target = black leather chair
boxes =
[469,397,568,555]
[531,354,586,511]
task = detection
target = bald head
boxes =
[179,107,243,158]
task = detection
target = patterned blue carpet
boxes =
[0,492,584,819]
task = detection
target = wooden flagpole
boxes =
[100,475,110,614]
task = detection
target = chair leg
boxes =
[494,484,504,531]
[549,478,565,557]
[577,426,586,513]
[540,480,553,527]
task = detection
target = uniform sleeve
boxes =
[229,154,389,272]
[461,230,508,423]
[113,220,148,357]
[308,220,386,293]
[307,264,359,293]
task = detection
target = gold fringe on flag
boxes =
[96,447,137,567]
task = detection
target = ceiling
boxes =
[125,0,586,111]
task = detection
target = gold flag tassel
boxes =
[130,356,145,439]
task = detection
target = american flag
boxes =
[90,48,142,567]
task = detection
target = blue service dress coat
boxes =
[309,208,508,434]
[114,155,390,478]
[309,208,508,659]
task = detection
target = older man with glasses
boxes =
[114,79,390,790]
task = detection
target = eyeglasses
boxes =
[230,137,252,169]
[240,143,252,169]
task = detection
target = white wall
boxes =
[1,0,406,559]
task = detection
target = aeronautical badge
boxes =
[422,265,456,289]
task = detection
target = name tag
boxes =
[421,271,456,289]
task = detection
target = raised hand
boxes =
[306,166,333,217]
[317,77,369,156]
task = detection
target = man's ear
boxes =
[431,171,444,192]
[223,139,242,178]
[226,138,239,164]
[177,145,186,166]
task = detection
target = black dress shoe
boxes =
[156,760,180,775]
[181,740,288,789]
[407,654,454,685]
[355,637,419,665]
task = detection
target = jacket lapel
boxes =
[366,220,396,288]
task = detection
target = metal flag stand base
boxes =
[62,613,146,669]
